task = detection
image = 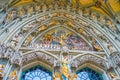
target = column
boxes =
[18,66,22,80]
[3,65,12,80]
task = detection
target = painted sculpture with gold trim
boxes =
[60,56,70,80]
[53,55,78,80]
[8,69,18,80]
[0,64,4,77]
[109,72,117,79]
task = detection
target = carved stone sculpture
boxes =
[0,64,4,77]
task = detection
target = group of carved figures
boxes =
[0,63,18,80]
[0,43,22,65]
[0,43,21,80]
[1,2,117,34]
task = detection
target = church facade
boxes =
[0,0,120,80]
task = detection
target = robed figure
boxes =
[60,56,71,80]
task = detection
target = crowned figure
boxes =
[60,55,71,80]
[53,52,78,80]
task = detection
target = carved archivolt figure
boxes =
[8,69,18,80]
[6,10,14,23]
[4,47,14,59]
[0,44,7,58]
[0,64,4,77]
[99,16,105,25]
[24,35,33,46]
[42,4,47,13]
[53,72,62,80]
[12,51,22,65]
[83,9,89,17]
[27,6,34,16]
[109,72,117,79]
[17,8,25,18]
[106,20,117,33]
[35,4,40,13]
[91,12,97,23]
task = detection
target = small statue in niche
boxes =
[8,69,18,80]
[35,4,40,13]
[0,43,7,58]
[78,28,87,37]
[10,41,17,48]
[99,16,105,26]
[49,21,57,26]
[12,51,22,65]
[66,4,70,11]
[4,47,15,59]
[54,2,58,10]
[48,3,53,10]
[72,5,76,14]
[24,35,33,46]
[0,64,4,77]
[42,3,47,13]
[78,8,82,16]
[10,34,19,48]
[93,42,102,51]
[91,37,102,51]
[91,12,97,23]
[6,10,14,23]
[109,72,117,79]
[82,9,89,17]
[27,6,34,16]
[106,20,117,33]
[107,42,116,53]
[66,21,75,29]
[17,8,25,18]
[38,25,47,32]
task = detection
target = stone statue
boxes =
[66,4,70,11]
[0,43,7,58]
[8,69,18,80]
[12,51,22,65]
[24,35,33,46]
[4,47,14,59]
[6,10,14,23]
[35,4,40,13]
[99,16,105,26]
[54,3,58,10]
[83,9,89,17]
[106,20,117,33]
[18,8,25,18]
[48,3,53,11]
[42,4,47,13]
[91,12,97,23]
[27,6,34,17]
